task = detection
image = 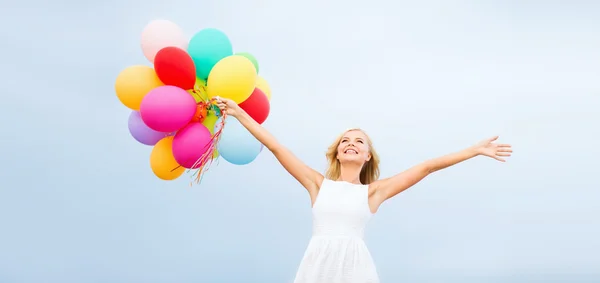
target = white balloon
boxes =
[140,20,188,63]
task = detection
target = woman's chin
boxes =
[339,157,365,166]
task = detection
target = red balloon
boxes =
[154,47,196,90]
[239,88,270,124]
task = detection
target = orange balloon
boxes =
[150,136,185,180]
[191,104,208,123]
[115,65,164,110]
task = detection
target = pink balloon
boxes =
[140,86,196,133]
[172,123,213,169]
[141,20,188,63]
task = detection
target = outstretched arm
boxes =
[215,97,323,194]
[371,136,512,203]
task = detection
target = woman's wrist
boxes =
[232,105,249,120]
[466,145,482,156]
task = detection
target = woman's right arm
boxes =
[217,98,323,194]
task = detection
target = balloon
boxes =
[187,78,208,103]
[172,123,213,169]
[235,52,259,73]
[154,47,196,90]
[141,20,188,63]
[202,112,219,134]
[150,136,185,180]
[115,65,164,110]
[190,104,208,123]
[128,111,171,145]
[255,76,272,100]
[140,86,197,132]
[213,106,223,117]
[207,55,257,103]
[202,113,220,159]
[187,28,233,80]
[239,88,270,124]
[215,116,262,165]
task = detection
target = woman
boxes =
[214,97,512,283]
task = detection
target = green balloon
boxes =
[188,28,233,80]
[235,52,259,74]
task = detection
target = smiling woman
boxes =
[325,129,381,185]
[213,96,513,283]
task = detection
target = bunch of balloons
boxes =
[114,19,272,183]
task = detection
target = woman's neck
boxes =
[338,164,363,184]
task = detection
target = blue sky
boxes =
[1,0,599,282]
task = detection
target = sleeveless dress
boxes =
[293,179,380,283]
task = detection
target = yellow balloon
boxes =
[201,113,220,159]
[187,90,201,104]
[202,112,219,135]
[255,76,271,100]
[150,136,185,181]
[207,55,257,103]
[195,77,207,88]
[115,65,164,110]
[187,78,209,103]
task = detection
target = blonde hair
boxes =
[325,128,380,184]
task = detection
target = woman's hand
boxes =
[472,136,513,162]
[213,96,242,118]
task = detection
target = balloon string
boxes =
[188,110,227,185]
[167,102,226,186]
[192,83,209,102]
[167,88,223,186]
[190,90,208,103]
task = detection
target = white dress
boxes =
[293,179,380,283]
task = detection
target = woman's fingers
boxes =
[211,96,233,114]
[216,102,227,111]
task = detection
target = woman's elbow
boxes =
[421,161,437,174]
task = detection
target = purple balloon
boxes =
[128,111,170,145]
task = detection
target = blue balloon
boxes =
[215,116,262,165]
[187,28,233,80]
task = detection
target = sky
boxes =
[1,0,599,282]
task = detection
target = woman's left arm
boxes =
[371,136,512,202]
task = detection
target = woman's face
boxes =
[336,130,371,165]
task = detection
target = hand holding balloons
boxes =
[213,96,242,117]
